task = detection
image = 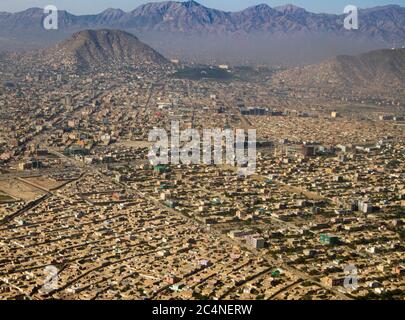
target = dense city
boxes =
[0,53,403,301]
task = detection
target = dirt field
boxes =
[0,179,45,201]
[22,177,66,191]
[117,140,154,148]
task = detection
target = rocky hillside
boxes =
[272,48,405,90]
[21,29,170,71]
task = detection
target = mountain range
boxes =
[0,1,404,65]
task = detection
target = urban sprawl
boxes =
[0,59,404,300]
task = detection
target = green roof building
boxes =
[320,234,340,245]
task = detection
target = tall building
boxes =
[248,236,266,249]
[65,94,72,107]
[302,145,316,157]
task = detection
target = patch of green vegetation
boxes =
[398,229,405,241]
[0,193,14,202]
[241,219,253,226]
[193,292,209,300]
[172,67,233,81]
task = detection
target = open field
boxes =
[116,140,154,148]
[21,176,67,191]
[0,179,46,201]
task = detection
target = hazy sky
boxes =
[0,0,402,14]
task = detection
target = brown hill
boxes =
[272,48,405,90]
[32,29,170,71]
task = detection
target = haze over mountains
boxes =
[0,1,404,65]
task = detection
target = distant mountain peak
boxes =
[274,4,307,14]
[242,3,275,15]
[100,8,126,15]
[17,7,44,16]
[20,7,42,13]
[135,0,204,11]
[182,0,203,8]
[364,4,401,10]
[250,3,272,11]
[256,3,271,8]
